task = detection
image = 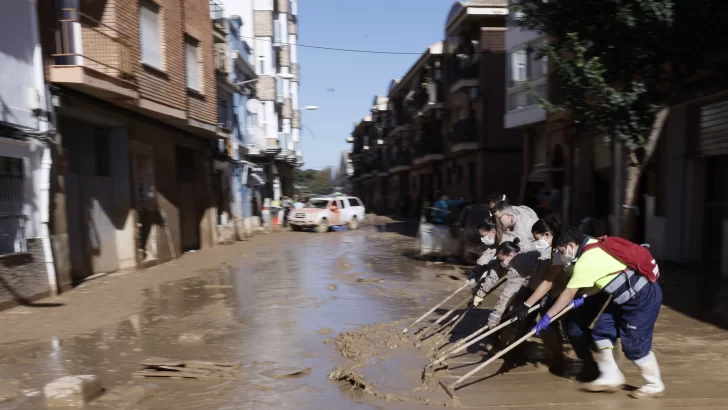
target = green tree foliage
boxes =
[293,168,333,195]
[514,0,728,237]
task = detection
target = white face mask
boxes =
[481,235,495,246]
[560,246,576,264]
[534,239,550,250]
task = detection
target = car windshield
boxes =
[309,199,329,209]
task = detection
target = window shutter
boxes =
[186,40,200,90]
[140,3,162,68]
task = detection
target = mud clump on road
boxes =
[325,321,454,407]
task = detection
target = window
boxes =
[530,49,547,80]
[289,35,298,63]
[340,199,348,208]
[185,36,201,92]
[139,1,163,69]
[0,156,26,255]
[510,50,527,85]
[349,198,361,207]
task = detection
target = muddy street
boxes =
[0,223,727,409]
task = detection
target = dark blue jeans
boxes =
[592,281,663,361]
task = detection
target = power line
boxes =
[241,35,422,55]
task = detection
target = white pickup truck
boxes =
[288,196,366,233]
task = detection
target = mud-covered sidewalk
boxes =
[0,221,727,409]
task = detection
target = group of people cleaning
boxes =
[463,192,664,399]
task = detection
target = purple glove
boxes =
[532,314,552,336]
[571,295,586,309]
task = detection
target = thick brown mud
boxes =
[0,220,727,409]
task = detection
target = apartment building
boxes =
[443,0,520,203]
[387,42,445,215]
[349,1,521,214]
[250,0,301,201]
[0,0,58,308]
[38,0,220,282]
[503,2,567,216]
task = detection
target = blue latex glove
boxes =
[532,314,552,336]
[571,295,586,309]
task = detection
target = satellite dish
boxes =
[246,99,261,114]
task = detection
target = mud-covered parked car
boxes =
[288,196,365,232]
[418,203,491,263]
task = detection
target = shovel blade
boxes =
[439,380,456,399]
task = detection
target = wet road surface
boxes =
[0,222,727,409]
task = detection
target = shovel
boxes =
[427,303,542,370]
[438,298,583,401]
[403,283,469,334]
[438,276,508,340]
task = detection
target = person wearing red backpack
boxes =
[532,227,664,399]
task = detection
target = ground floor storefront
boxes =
[52,92,217,284]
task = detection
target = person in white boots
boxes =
[532,227,665,399]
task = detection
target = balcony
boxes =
[451,118,479,153]
[375,159,390,176]
[210,0,226,43]
[50,8,138,100]
[273,19,283,47]
[247,125,267,157]
[275,77,284,104]
[414,135,444,164]
[231,35,255,79]
[505,81,547,129]
[449,55,480,94]
[389,152,412,173]
[412,81,444,114]
[214,44,230,75]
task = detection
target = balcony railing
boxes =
[449,55,479,85]
[230,32,252,66]
[392,152,411,167]
[246,126,266,149]
[209,0,224,25]
[452,119,478,143]
[415,135,444,157]
[214,44,229,74]
[53,8,133,78]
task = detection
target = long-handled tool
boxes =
[438,299,582,400]
[403,283,469,334]
[418,275,508,340]
[417,295,471,340]
[439,304,474,339]
[438,276,508,340]
[428,304,542,369]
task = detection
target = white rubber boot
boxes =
[629,351,665,399]
[582,348,625,392]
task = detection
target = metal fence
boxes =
[0,214,27,255]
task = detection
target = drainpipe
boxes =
[28,0,59,295]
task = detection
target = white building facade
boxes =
[0,0,58,305]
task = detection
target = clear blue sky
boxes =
[297,0,455,170]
